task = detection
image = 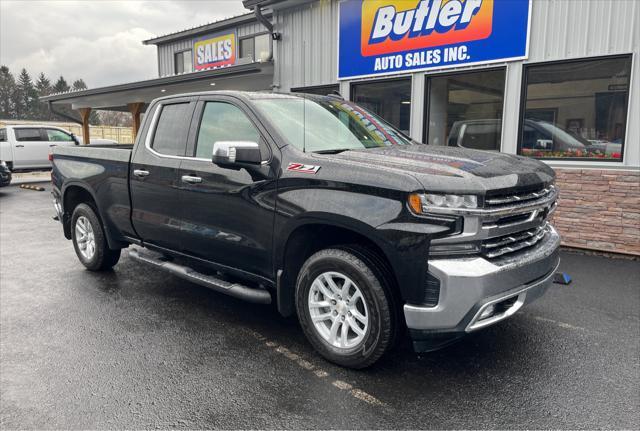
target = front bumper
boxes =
[404,226,560,347]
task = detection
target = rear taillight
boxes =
[48,153,54,162]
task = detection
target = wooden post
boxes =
[128,103,144,140]
[78,108,91,145]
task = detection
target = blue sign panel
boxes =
[338,0,531,80]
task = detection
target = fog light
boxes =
[479,304,496,320]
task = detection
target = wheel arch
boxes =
[275,217,400,317]
[61,182,124,249]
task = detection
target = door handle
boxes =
[181,175,202,184]
[49,144,57,147]
[133,169,150,177]
[15,144,24,148]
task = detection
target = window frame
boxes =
[422,66,507,149]
[516,54,632,163]
[239,36,255,60]
[14,127,44,142]
[186,96,272,163]
[174,49,193,74]
[349,75,413,134]
[146,101,196,158]
[239,32,272,62]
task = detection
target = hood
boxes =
[331,144,555,195]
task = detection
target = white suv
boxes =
[0,125,116,171]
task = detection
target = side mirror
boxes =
[212,141,261,166]
[534,139,552,150]
[70,133,80,145]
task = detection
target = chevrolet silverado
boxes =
[51,91,560,368]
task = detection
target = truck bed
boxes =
[51,144,136,247]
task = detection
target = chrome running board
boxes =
[128,248,271,304]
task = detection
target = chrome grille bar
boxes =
[485,185,555,207]
[482,224,550,259]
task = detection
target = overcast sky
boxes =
[0,0,248,88]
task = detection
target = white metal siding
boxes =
[157,39,192,77]
[528,0,638,62]
[273,0,340,90]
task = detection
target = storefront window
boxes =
[351,78,411,134]
[519,56,631,161]
[425,69,505,150]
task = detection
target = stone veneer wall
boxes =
[551,168,640,256]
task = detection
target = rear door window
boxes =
[14,128,43,141]
[0,128,6,141]
[151,103,192,156]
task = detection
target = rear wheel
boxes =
[71,203,121,271]
[295,247,396,369]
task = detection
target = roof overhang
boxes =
[40,62,274,111]
[142,12,269,46]
[243,0,313,11]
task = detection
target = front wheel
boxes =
[295,247,396,369]
[71,203,121,271]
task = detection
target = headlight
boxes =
[0,160,6,168]
[408,193,478,214]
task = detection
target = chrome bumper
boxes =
[404,226,561,333]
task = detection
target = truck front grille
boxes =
[481,223,550,259]
[485,185,555,207]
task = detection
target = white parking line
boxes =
[533,315,586,331]
[245,329,386,407]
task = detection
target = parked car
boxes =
[51,91,560,368]
[0,160,11,187]
[447,118,590,153]
[0,125,117,171]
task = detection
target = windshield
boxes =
[253,96,413,152]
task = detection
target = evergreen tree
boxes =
[53,76,70,93]
[35,73,52,120]
[71,79,87,91]
[17,68,38,119]
[0,66,16,119]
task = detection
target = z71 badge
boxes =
[287,163,321,174]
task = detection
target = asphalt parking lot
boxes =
[1,181,639,429]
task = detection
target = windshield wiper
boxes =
[312,148,354,154]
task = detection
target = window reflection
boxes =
[426,69,505,151]
[351,79,411,134]
[519,56,631,161]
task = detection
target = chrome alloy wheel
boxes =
[308,271,369,349]
[75,215,96,260]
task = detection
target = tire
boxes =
[71,203,121,271]
[295,247,397,369]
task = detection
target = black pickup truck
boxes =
[51,91,560,368]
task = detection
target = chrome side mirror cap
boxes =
[212,141,261,166]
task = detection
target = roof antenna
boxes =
[302,40,306,153]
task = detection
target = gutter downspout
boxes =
[254,6,273,34]
[253,5,280,90]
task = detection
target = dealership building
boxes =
[43,0,639,255]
